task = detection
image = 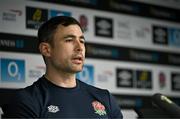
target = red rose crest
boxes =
[92,100,107,116]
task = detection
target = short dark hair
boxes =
[37,16,82,45]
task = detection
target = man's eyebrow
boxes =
[63,35,76,39]
[80,35,85,40]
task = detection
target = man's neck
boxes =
[44,70,77,88]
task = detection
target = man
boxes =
[2,16,123,119]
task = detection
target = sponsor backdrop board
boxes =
[1,0,180,100]
[0,51,45,89]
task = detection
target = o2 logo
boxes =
[1,58,25,82]
[76,65,94,85]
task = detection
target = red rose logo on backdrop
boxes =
[92,100,107,116]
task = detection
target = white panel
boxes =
[121,109,138,119]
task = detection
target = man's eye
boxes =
[80,37,85,43]
[66,39,72,42]
[65,38,73,42]
[80,40,85,44]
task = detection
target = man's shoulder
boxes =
[1,78,45,117]
[78,80,107,90]
[78,80,109,97]
[16,77,44,99]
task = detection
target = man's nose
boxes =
[75,40,84,51]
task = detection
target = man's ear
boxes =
[39,42,51,57]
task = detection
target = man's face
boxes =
[47,24,85,73]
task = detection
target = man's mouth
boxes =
[72,56,83,64]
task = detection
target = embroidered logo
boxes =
[47,105,59,113]
[92,101,107,116]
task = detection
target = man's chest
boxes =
[41,92,109,118]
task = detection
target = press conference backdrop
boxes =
[0,0,180,108]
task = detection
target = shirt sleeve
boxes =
[109,93,123,119]
[2,90,39,118]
